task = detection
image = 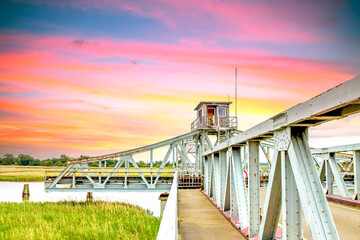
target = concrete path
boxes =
[178,188,360,239]
[178,189,246,240]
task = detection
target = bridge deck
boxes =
[178,188,360,239]
[178,189,246,240]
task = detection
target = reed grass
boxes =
[0,201,160,240]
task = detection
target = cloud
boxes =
[15,0,346,44]
[0,32,358,158]
[70,39,86,47]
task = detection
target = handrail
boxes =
[191,116,237,131]
[156,171,178,240]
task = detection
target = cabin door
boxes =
[207,108,215,126]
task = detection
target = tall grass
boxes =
[0,175,44,182]
[0,201,160,240]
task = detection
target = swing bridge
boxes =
[45,75,360,240]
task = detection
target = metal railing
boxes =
[45,168,175,179]
[191,116,237,131]
[156,171,178,240]
[45,168,175,189]
[178,169,202,189]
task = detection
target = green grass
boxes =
[0,201,160,240]
[0,175,44,182]
[0,166,61,182]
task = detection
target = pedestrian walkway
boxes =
[178,189,246,240]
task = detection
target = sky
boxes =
[0,0,359,159]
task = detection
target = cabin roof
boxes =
[194,101,232,110]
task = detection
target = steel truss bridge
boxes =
[46,75,360,240]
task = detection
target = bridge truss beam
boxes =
[203,75,360,239]
[45,129,216,192]
[313,143,360,200]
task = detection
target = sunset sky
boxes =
[0,0,359,159]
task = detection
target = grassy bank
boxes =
[0,175,44,182]
[0,201,160,240]
[0,166,61,182]
[0,166,174,182]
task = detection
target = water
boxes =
[0,182,161,217]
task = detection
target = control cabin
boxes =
[191,101,237,131]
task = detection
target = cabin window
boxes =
[218,107,226,117]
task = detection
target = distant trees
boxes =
[1,154,19,165]
[18,154,34,166]
[0,153,71,166]
[32,159,41,166]
[0,153,174,168]
[41,160,54,166]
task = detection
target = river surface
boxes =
[0,182,161,217]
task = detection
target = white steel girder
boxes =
[354,150,360,200]
[204,75,360,156]
[48,164,73,188]
[259,151,282,239]
[210,154,215,198]
[321,153,349,197]
[325,159,334,195]
[213,152,221,205]
[204,155,213,195]
[218,151,227,208]
[129,156,150,188]
[203,156,209,193]
[230,147,249,229]
[260,127,338,240]
[318,158,326,182]
[281,151,302,239]
[248,141,260,237]
[288,128,338,240]
[222,150,231,211]
[154,145,173,185]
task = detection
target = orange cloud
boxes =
[0,33,358,158]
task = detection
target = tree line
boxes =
[0,153,173,168]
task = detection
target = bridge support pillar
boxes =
[22,184,30,201]
[159,192,169,218]
[86,192,93,202]
[260,127,339,240]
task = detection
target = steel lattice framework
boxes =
[202,75,360,239]
[46,75,360,240]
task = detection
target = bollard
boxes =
[158,192,169,218]
[22,184,30,201]
[86,192,93,202]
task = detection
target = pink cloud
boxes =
[0,33,356,99]
[0,32,358,158]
